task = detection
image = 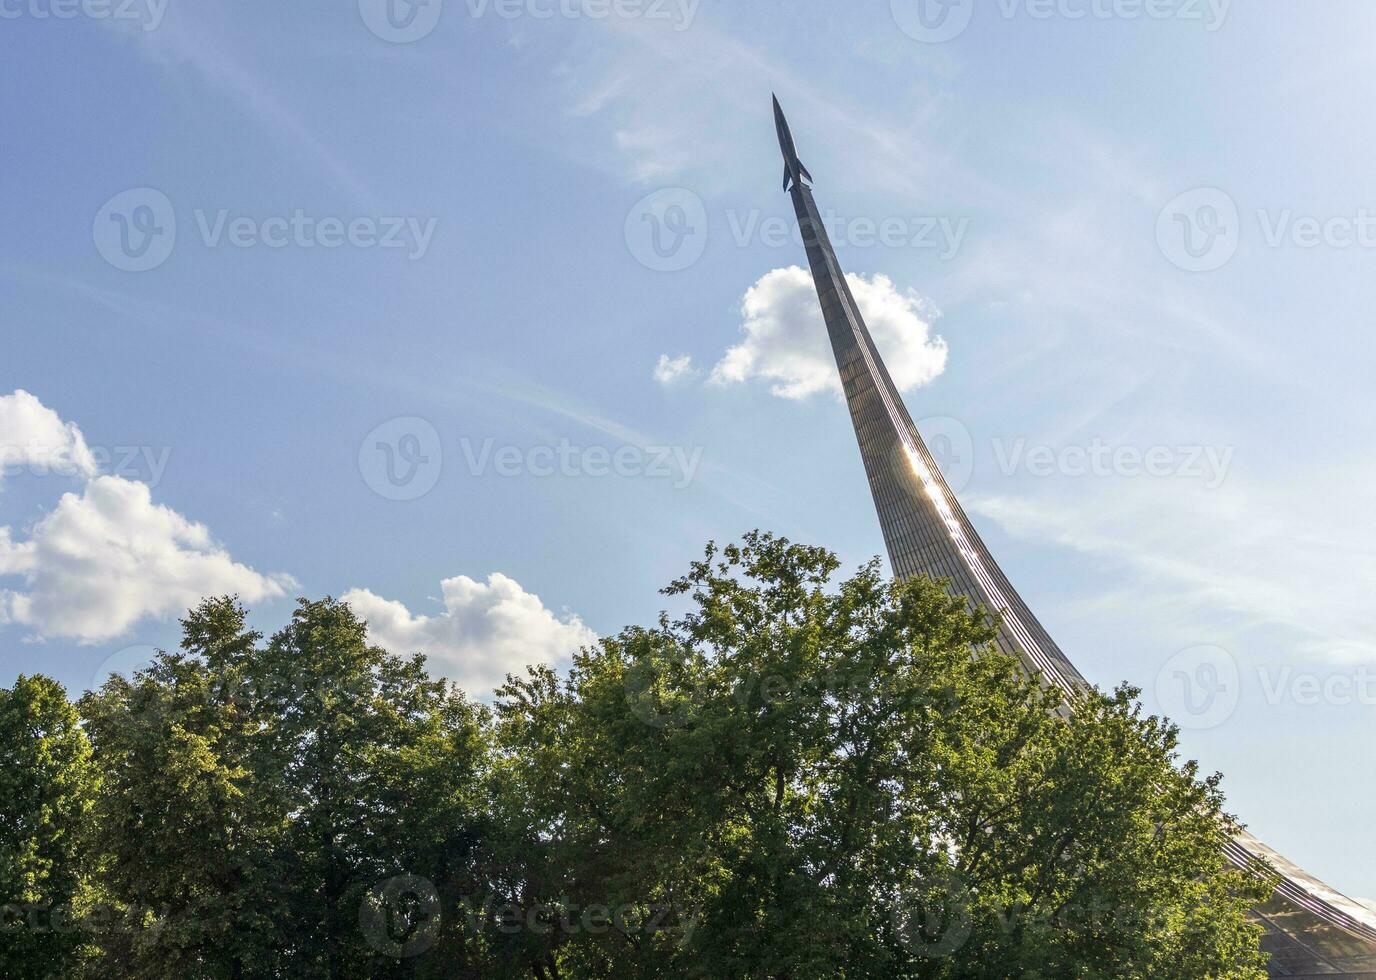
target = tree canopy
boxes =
[0,674,99,979]
[0,533,1270,978]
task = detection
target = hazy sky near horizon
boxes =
[3,0,1375,900]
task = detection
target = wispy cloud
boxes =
[536,12,978,201]
[99,5,374,206]
[970,463,1376,666]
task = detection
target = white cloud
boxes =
[0,389,97,486]
[0,475,293,644]
[0,390,292,644]
[653,353,697,386]
[709,266,948,400]
[342,574,598,695]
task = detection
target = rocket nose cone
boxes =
[773,97,792,146]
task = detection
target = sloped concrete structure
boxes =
[771,95,1376,976]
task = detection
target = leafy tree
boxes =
[79,597,494,979]
[79,598,289,978]
[0,674,100,979]
[5,532,1273,978]
[245,596,493,978]
[492,532,1271,979]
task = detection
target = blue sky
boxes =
[3,0,1375,900]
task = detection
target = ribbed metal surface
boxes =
[791,179,1084,697]
[775,100,1376,977]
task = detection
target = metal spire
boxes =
[772,93,1376,977]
